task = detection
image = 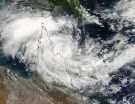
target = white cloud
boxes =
[1,9,135,90]
[115,0,135,21]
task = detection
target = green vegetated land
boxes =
[49,0,83,20]
[17,0,84,20]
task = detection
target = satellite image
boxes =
[0,0,135,104]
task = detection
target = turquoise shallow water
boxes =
[0,0,5,6]
[0,0,5,3]
[0,0,12,9]
[0,0,33,79]
[0,54,33,79]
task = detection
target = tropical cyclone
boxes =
[0,2,135,102]
[0,6,134,93]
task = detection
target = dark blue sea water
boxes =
[78,0,135,103]
[0,0,135,103]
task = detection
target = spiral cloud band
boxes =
[1,1,135,90]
